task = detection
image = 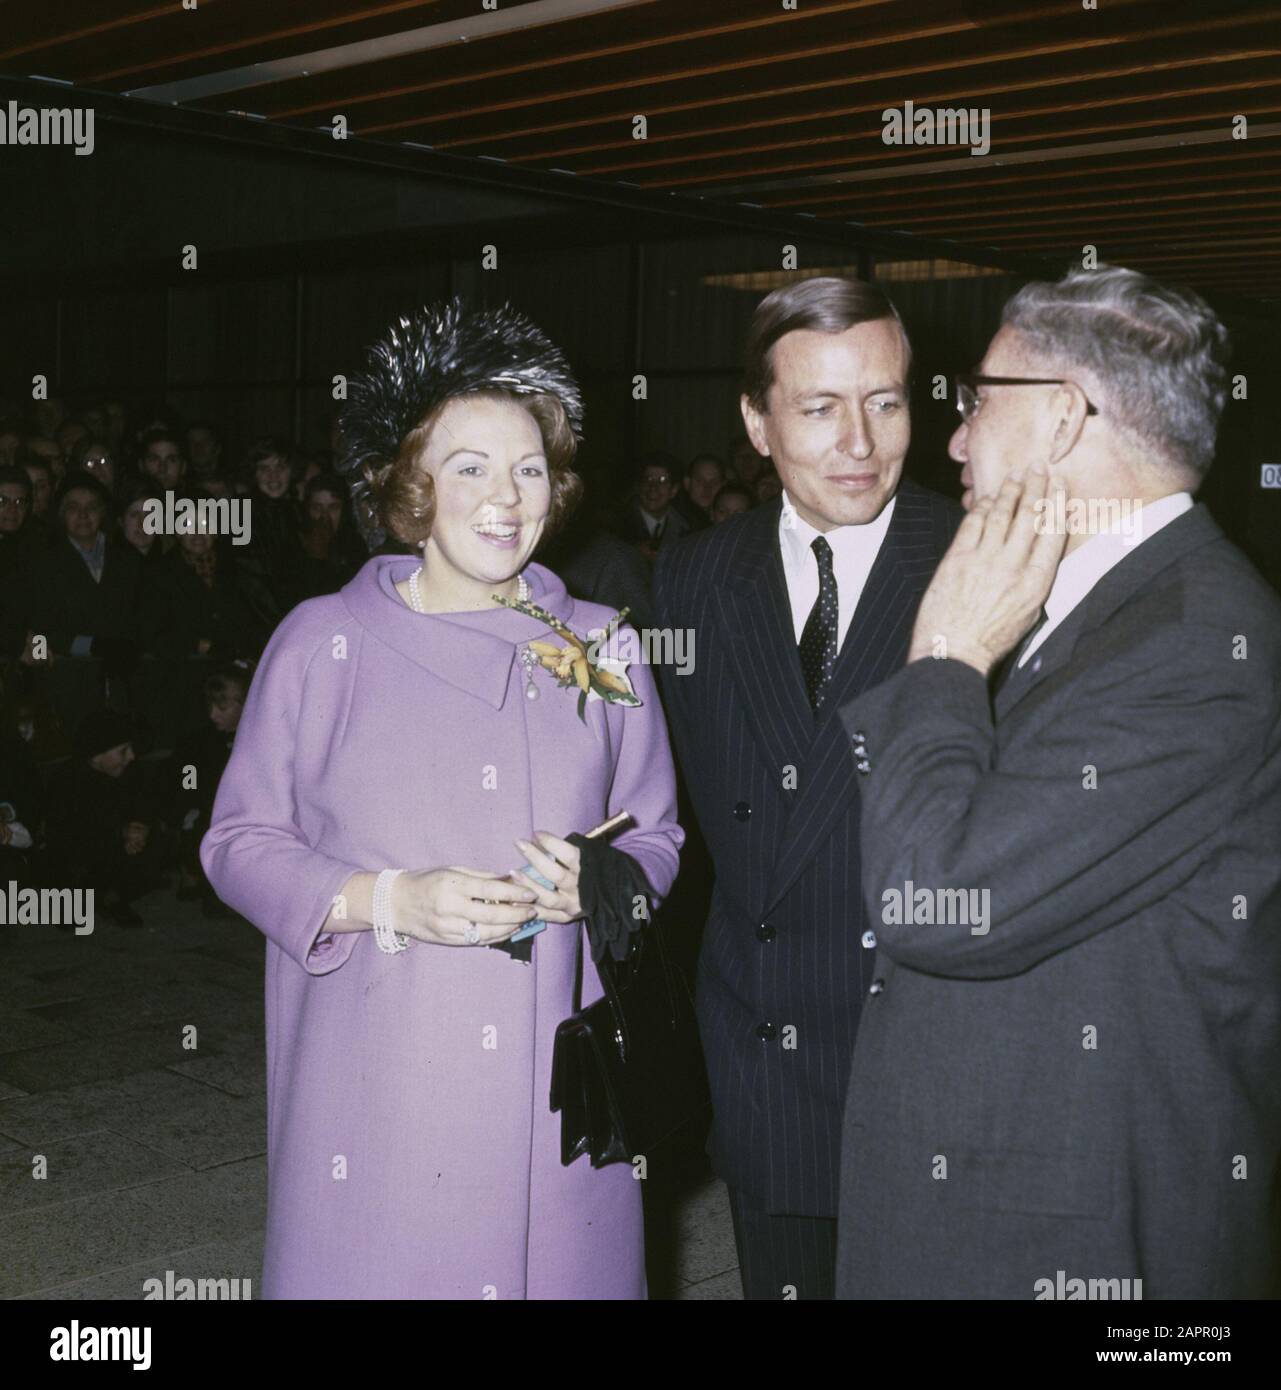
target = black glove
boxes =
[566,832,653,964]
[489,833,652,965]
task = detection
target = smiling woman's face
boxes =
[418,395,552,591]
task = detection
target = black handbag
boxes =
[551,914,709,1168]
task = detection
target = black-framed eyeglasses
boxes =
[955,374,1099,423]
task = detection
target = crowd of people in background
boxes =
[0,392,780,926]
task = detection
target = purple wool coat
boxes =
[201,555,683,1299]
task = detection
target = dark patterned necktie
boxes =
[798,535,839,712]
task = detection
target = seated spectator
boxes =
[618,453,693,564]
[132,405,184,448]
[138,521,273,663]
[293,451,323,502]
[69,437,118,497]
[103,399,128,449]
[239,437,304,615]
[115,480,168,572]
[80,401,110,444]
[56,418,89,461]
[710,482,754,524]
[0,671,44,889]
[45,709,163,927]
[185,420,224,478]
[136,428,187,492]
[0,465,43,658]
[540,484,657,633]
[19,453,56,527]
[0,766,40,891]
[0,682,69,765]
[24,473,142,684]
[729,434,768,487]
[170,662,250,918]
[295,471,368,599]
[23,435,64,489]
[0,463,36,554]
[754,468,784,504]
[675,453,725,529]
[33,395,67,441]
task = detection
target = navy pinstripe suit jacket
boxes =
[654,479,960,1216]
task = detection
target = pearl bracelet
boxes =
[372,869,408,954]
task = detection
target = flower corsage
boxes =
[494,594,642,723]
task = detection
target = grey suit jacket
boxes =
[834,503,1281,1299]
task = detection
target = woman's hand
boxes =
[391,866,539,947]
[511,832,584,924]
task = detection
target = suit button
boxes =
[755,1022,777,1042]
[733,801,751,822]
[856,759,871,774]
[851,730,867,743]
[869,978,885,996]
[756,922,776,943]
[861,929,877,949]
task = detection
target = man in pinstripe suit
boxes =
[654,277,960,1299]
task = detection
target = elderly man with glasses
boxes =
[833,265,1281,1300]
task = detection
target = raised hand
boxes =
[908,461,1069,677]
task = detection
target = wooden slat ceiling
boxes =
[4,0,1278,301]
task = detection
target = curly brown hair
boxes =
[367,390,582,548]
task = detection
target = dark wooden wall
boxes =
[3,121,1278,585]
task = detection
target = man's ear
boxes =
[1048,384,1090,466]
[739,394,770,458]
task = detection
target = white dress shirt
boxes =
[778,488,897,653]
[1018,491,1194,667]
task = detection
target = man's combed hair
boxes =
[742,276,910,413]
[1001,265,1231,480]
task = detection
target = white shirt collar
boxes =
[778,487,896,568]
[1019,491,1193,667]
[1043,491,1193,626]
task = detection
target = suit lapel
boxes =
[765,483,943,910]
[994,603,1089,720]
[716,501,816,781]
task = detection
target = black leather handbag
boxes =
[551,915,709,1169]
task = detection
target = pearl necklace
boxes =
[406,567,529,614]
[407,568,539,700]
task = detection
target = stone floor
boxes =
[0,889,740,1300]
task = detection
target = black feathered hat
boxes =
[338,298,584,547]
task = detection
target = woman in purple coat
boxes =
[202,302,683,1299]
